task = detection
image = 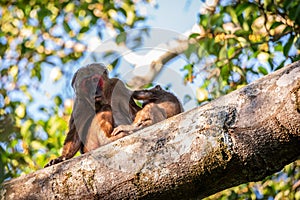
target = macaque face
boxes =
[71,64,109,108]
[78,74,104,100]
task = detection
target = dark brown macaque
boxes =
[111,85,183,136]
[45,63,140,167]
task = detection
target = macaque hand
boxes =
[111,125,136,136]
[44,156,66,168]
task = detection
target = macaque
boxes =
[45,63,140,167]
[112,85,183,136]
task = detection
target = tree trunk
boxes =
[1,61,300,200]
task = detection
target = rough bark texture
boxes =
[1,61,300,200]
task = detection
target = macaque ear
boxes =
[103,69,108,76]
[154,85,162,90]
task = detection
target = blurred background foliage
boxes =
[0,0,299,199]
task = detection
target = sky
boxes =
[145,0,202,32]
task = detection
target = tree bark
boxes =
[1,61,300,200]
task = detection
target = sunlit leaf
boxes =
[54,96,63,106]
[116,32,126,44]
[270,21,284,30]
[79,26,89,33]
[295,37,300,50]
[283,35,295,57]
[274,42,283,51]
[63,21,71,33]
[258,66,268,75]
[219,46,227,59]
[189,33,200,39]
[227,47,235,58]
[15,104,26,118]
[196,88,208,102]
[236,2,252,16]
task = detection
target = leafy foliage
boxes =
[205,161,300,200]
[0,0,149,182]
[183,0,300,102]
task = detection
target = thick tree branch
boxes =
[1,61,300,199]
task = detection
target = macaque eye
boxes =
[92,77,99,84]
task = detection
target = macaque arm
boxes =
[83,105,130,151]
[45,119,82,167]
[83,107,113,152]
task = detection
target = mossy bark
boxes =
[1,61,300,200]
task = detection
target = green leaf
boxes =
[275,60,285,71]
[54,96,63,106]
[211,13,223,26]
[235,30,249,37]
[270,21,284,30]
[199,14,209,27]
[110,58,119,68]
[236,2,251,16]
[79,26,89,33]
[227,47,235,58]
[226,7,238,24]
[0,152,4,183]
[295,37,300,50]
[63,21,71,33]
[219,46,227,59]
[184,43,197,59]
[182,63,193,71]
[220,64,230,79]
[283,35,295,57]
[38,7,52,20]
[214,27,224,34]
[268,58,275,70]
[189,33,200,39]
[274,42,283,51]
[115,32,126,44]
[258,66,268,75]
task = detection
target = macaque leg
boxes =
[45,123,82,167]
[83,105,129,152]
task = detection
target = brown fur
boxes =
[45,63,140,167]
[112,85,183,136]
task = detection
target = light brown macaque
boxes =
[112,85,183,136]
[45,63,140,167]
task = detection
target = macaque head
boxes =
[71,63,110,108]
[132,85,163,101]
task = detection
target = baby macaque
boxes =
[112,85,183,135]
